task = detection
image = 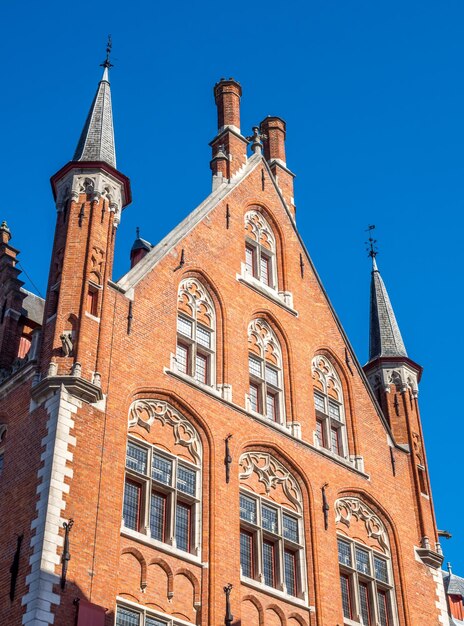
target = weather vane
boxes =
[100,35,113,69]
[365,224,378,259]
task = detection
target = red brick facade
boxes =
[0,73,449,626]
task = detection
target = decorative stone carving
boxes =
[335,497,390,553]
[248,319,282,367]
[60,332,73,357]
[311,355,343,403]
[244,210,276,252]
[128,399,202,464]
[90,247,104,284]
[239,452,302,513]
[412,432,423,464]
[178,278,215,329]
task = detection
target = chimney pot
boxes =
[260,116,287,164]
[214,78,242,132]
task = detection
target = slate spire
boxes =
[73,43,116,168]
[368,254,408,361]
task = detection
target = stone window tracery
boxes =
[238,452,307,600]
[176,278,215,386]
[248,319,285,423]
[244,210,277,289]
[312,355,348,458]
[335,497,398,626]
[116,603,186,626]
[124,401,202,556]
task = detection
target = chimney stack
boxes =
[260,116,296,219]
[210,78,248,186]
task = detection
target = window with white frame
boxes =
[176,278,215,386]
[244,210,277,289]
[248,319,285,423]
[240,491,304,597]
[239,452,307,601]
[123,438,200,554]
[312,355,347,457]
[116,604,184,626]
[338,536,395,626]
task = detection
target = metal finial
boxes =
[365,224,378,259]
[136,226,140,239]
[100,35,113,69]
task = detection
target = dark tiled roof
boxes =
[20,289,44,325]
[444,570,464,599]
[73,67,116,168]
[368,257,407,361]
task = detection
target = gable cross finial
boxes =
[100,35,113,69]
[365,224,378,260]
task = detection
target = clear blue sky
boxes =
[1,1,462,569]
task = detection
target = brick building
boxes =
[0,58,451,626]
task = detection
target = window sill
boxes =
[165,369,370,479]
[241,576,311,610]
[237,273,297,316]
[167,359,232,401]
[121,527,203,567]
[85,311,101,322]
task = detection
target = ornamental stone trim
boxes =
[128,399,202,464]
[335,496,390,553]
[239,451,302,513]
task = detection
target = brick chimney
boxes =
[260,116,296,219]
[210,78,248,185]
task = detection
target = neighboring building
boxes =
[0,58,451,626]
[443,565,464,625]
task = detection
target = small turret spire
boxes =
[366,226,407,361]
[73,37,116,168]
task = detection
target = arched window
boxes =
[248,319,284,423]
[176,278,215,386]
[244,210,277,289]
[312,355,347,457]
[335,497,398,626]
[124,400,202,556]
[239,452,307,600]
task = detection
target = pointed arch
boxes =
[241,594,264,626]
[244,208,278,290]
[121,546,147,590]
[238,449,308,601]
[148,557,174,596]
[266,604,287,625]
[311,353,349,458]
[176,276,216,386]
[175,568,201,604]
[247,318,286,424]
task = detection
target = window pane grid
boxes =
[266,393,277,421]
[116,607,140,626]
[126,443,148,474]
[146,618,167,626]
[260,255,270,285]
[261,505,278,533]
[374,556,389,583]
[175,502,191,552]
[284,550,297,596]
[356,548,371,575]
[314,393,325,412]
[195,353,208,384]
[123,481,140,531]
[377,590,391,626]
[240,494,257,523]
[283,514,299,542]
[152,454,172,485]
[196,326,211,348]
[338,539,352,566]
[340,575,352,619]
[359,582,371,625]
[176,343,188,374]
[328,400,341,420]
[177,316,193,338]
[263,541,276,587]
[177,466,196,496]
[249,383,259,412]
[265,365,278,386]
[240,530,254,578]
[249,355,262,377]
[150,492,166,541]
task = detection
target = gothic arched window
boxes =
[176,278,215,386]
[244,210,277,289]
[124,400,202,556]
[335,497,398,626]
[312,355,347,458]
[248,319,284,423]
[239,452,307,600]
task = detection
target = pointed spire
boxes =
[368,251,408,362]
[73,37,116,168]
